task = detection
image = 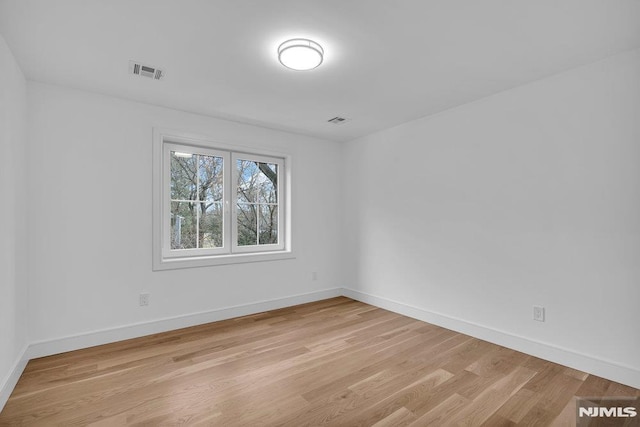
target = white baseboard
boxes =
[342,288,640,390]
[0,344,29,412]
[26,288,342,360]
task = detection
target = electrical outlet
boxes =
[139,293,150,307]
[311,272,318,281]
[533,306,545,322]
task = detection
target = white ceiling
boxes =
[1,0,639,142]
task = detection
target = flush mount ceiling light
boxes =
[278,38,324,71]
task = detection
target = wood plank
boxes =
[408,392,471,426]
[518,373,583,425]
[548,398,576,427]
[444,366,538,425]
[372,407,416,427]
[495,387,540,423]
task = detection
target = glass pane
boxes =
[170,152,197,201]
[236,159,259,203]
[199,155,224,202]
[237,202,257,246]
[237,159,279,204]
[259,204,278,245]
[257,163,278,204]
[170,202,197,249]
[199,202,223,248]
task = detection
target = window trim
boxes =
[152,128,293,270]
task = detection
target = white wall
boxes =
[0,35,28,401]
[26,82,343,344]
[343,50,640,384]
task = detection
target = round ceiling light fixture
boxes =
[278,38,324,71]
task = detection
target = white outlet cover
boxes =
[533,306,545,322]
[139,293,150,306]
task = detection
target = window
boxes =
[153,130,292,270]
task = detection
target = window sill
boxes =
[153,250,296,271]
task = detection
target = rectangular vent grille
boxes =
[328,116,348,124]
[129,61,164,80]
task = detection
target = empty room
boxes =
[1,1,639,425]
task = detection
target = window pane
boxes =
[258,163,277,204]
[259,204,278,245]
[170,202,197,249]
[237,202,257,246]
[199,155,224,202]
[236,160,278,203]
[237,160,278,204]
[170,152,197,200]
[199,202,223,248]
[236,159,259,203]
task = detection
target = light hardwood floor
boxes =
[0,297,638,426]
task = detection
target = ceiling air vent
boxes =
[327,116,348,124]
[129,61,164,80]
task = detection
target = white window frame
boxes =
[163,143,231,258]
[231,152,285,254]
[153,128,293,270]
